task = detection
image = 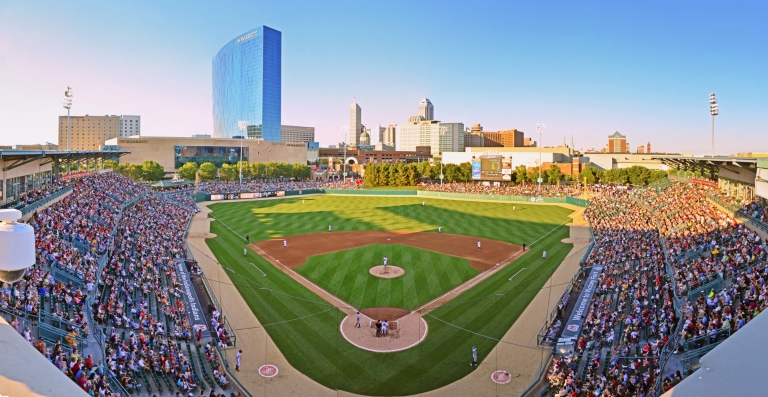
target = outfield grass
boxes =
[296,244,479,310]
[205,195,575,395]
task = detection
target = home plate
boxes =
[259,364,279,378]
[491,370,511,384]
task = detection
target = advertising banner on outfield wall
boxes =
[559,265,603,342]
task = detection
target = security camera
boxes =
[0,209,35,283]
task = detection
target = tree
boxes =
[249,162,266,179]
[388,163,398,185]
[364,164,379,187]
[514,165,528,185]
[406,163,420,185]
[395,163,408,186]
[444,164,460,182]
[526,167,541,183]
[547,166,563,184]
[458,162,473,182]
[265,162,279,178]
[198,162,217,182]
[235,161,250,179]
[219,163,238,181]
[602,168,628,185]
[417,161,432,180]
[580,166,601,184]
[377,163,390,186]
[120,163,143,181]
[178,162,198,181]
[104,159,119,170]
[141,160,165,182]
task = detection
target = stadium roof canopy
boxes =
[650,155,765,171]
[661,309,768,397]
[0,149,129,171]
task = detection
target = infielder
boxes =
[477,240,481,250]
[438,226,442,233]
[471,345,478,366]
[328,225,332,232]
[355,311,361,328]
[283,239,287,248]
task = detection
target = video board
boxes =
[174,146,249,169]
[472,155,512,181]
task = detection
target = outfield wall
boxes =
[417,191,590,207]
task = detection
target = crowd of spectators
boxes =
[547,180,768,396]
[196,180,323,194]
[423,182,585,197]
[0,179,70,210]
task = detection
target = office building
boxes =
[637,145,645,154]
[419,97,434,121]
[607,131,628,153]
[213,26,282,141]
[280,125,315,143]
[349,101,362,146]
[395,96,464,155]
[382,125,397,146]
[483,129,525,148]
[119,115,141,137]
[104,136,306,172]
[58,114,127,150]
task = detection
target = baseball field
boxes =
[204,195,575,396]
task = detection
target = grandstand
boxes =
[1,154,767,397]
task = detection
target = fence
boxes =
[327,189,418,196]
[417,191,590,207]
[536,267,588,346]
[39,322,87,347]
[19,185,74,216]
[51,266,85,289]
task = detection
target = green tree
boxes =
[526,167,541,183]
[394,163,408,186]
[265,162,279,178]
[219,163,238,181]
[141,160,165,182]
[514,165,528,184]
[364,164,378,187]
[406,163,420,185]
[388,163,398,186]
[120,163,143,181]
[416,161,432,180]
[602,168,628,185]
[104,159,119,170]
[444,164,460,182]
[547,166,563,183]
[234,161,250,179]
[249,162,266,179]
[378,163,390,186]
[458,162,473,182]
[178,162,198,181]
[580,166,601,184]
[198,162,217,182]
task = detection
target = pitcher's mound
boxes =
[369,265,404,279]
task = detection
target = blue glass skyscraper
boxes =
[213,26,281,140]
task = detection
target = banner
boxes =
[559,265,603,342]
[472,161,481,180]
[175,259,210,338]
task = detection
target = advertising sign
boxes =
[471,161,482,180]
[559,265,603,341]
[175,259,210,338]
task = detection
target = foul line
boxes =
[425,313,549,352]
[249,262,267,277]
[508,268,526,281]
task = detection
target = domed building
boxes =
[360,130,370,146]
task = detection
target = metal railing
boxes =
[19,185,74,216]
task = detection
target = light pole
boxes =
[439,130,446,186]
[238,120,247,191]
[709,93,718,157]
[342,141,347,182]
[536,124,545,193]
[63,87,73,174]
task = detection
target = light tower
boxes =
[238,120,247,191]
[63,87,73,173]
[536,124,545,193]
[709,93,718,157]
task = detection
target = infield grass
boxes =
[296,244,479,310]
[205,195,577,395]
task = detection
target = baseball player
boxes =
[543,250,547,259]
[513,206,516,211]
[236,349,242,371]
[246,235,250,243]
[471,345,478,366]
[438,226,442,233]
[355,311,361,328]
[382,320,388,335]
[283,239,287,248]
[328,225,332,232]
[243,248,247,256]
[477,241,481,250]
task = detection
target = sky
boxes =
[0,0,766,154]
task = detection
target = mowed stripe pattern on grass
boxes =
[209,195,570,246]
[205,195,574,395]
[295,244,479,311]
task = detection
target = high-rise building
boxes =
[280,125,315,143]
[607,131,627,153]
[483,129,525,148]
[213,26,282,141]
[119,115,141,137]
[396,120,464,154]
[349,101,362,146]
[419,97,434,121]
[383,125,397,146]
[637,145,646,154]
[58,115,128,150]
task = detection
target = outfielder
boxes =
[328,225,332,232]
[471,345,478,366]
[543,250,547,259]
[243,248,247,256]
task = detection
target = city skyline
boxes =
[1,1,767,154]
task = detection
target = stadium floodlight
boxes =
[63,86,74,173]
[536,124,545,193]
[0,209,35,283]
[709,93,718,157]
[238,121,247,190]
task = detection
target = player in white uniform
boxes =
[283,239,287,248]
[355,311,361,328]
[236,350,242,371]
[477,241,481,250]
[543,250,547,259]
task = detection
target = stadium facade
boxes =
[213,26,282,141]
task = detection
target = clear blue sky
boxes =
[1,0,766,154]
